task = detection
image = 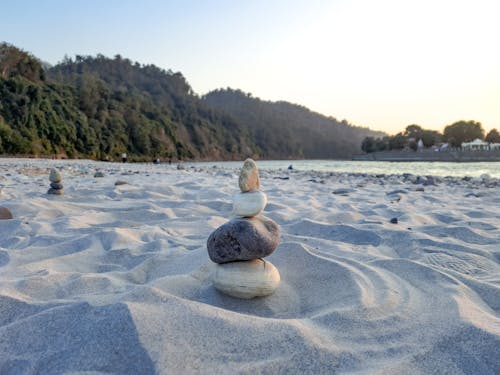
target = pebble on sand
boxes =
[0,207,13,220]
[332,188,356,195]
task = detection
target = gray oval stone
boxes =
[207,216,280,263]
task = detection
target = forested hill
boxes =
[0,43,254,160]
[46,54,257,160]
[1,43,382,160]
[203,89,384,159]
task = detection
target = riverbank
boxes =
[353,149,500,162]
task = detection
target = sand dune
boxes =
[0,158,499,374]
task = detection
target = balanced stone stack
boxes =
[47,168,63,195]
[207,159,281,299]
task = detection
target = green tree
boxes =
[0,43,44,81]
[443,120,484,147]
[375,137,388,151]
[361,137,376,153]
[485,128,500,143]
[403,124,423,140]
[388,133,406,150]
[421,129,442,147]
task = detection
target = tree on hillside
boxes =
[204,88,384,159]
[485,128,500,143]
[404,125,441,147]
[0,43,44,81]
[388,133,406,150]
[361,137,375,153]
[403,124,423,140]
[443,120,484,147]
[421,129,442,147]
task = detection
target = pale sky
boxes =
[2,0,499,134]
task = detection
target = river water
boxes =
[185,160,500,178]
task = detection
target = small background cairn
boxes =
[48,168,63,195]
[207,159,281,299]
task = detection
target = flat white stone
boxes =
[233,190,267,217]
[238,158,260,192]
[212,259,280,299]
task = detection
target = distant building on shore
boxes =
[461,138,489,151]
[490,143,500,150]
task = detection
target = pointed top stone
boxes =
[49,168,62,183]
[238,158,260,192]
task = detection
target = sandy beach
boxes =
[0,158,499,374]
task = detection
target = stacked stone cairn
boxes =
[47,168,64,195]
[207,159,281,299]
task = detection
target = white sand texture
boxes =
[0,158,499,374]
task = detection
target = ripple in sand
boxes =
[422,225,496,245]
[286,220,381,246]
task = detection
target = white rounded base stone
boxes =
[232,190,267,217]
[211,259,280,299]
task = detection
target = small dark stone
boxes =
[415,176,427,184]
[465,192,480,198]
[207,216,280,263]
[423,176,436,186]
[389,195,401,203]
[50,182,63,189]
[333,188,356,195]
[390,218,398,224]
[386,189,408,195]
[94,171,105,178]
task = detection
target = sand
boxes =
[0,158,499,374]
